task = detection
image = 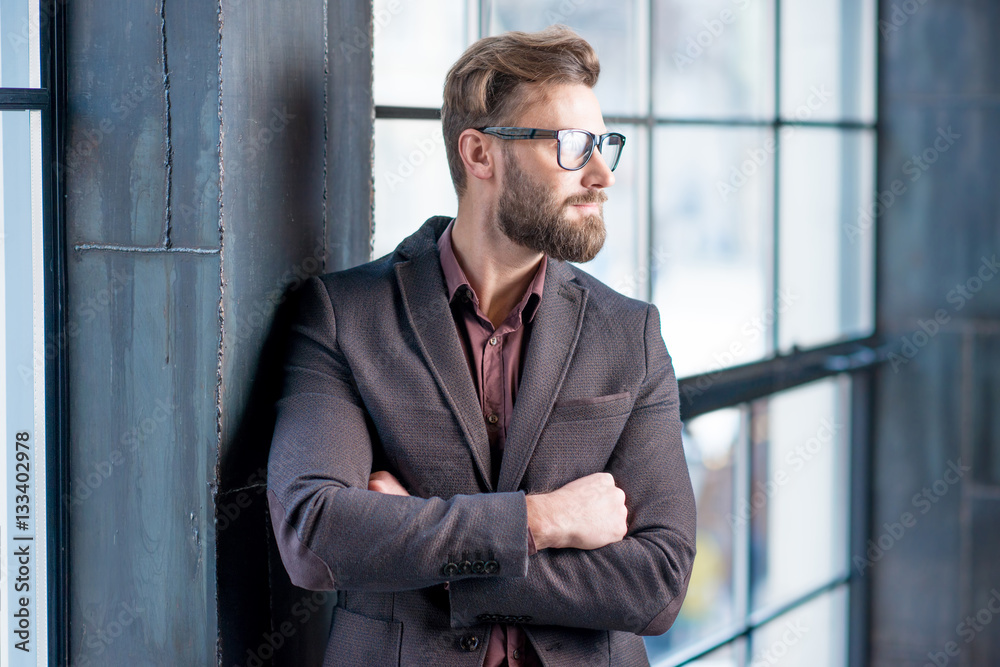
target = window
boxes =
[372,1,879,664]
[0,0,65,663]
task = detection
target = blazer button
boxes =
[460,635,480,651]
[484,560,499,574]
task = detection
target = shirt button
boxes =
[487,413,499,425]
[489,336,498,346]
[513,649,521,660]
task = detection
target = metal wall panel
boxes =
[874,0,1000,664]
[63,0,373,664]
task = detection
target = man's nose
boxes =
[582,147,615,189]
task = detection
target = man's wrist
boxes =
[525,493,556,551]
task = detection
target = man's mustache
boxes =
[564,191,608,206]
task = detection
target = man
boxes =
[267,26,696,667]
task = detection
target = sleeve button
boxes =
[442,562,460,576]
[459,560,473,574]
[484,560,499,574]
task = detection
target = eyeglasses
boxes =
[476,126,626,172]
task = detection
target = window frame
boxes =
[372,0,883,663]
[0,0,69,663]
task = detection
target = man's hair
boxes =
[441,25,600,196]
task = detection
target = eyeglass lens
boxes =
[559,131,623,171]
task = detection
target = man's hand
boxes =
[368,470,410,496]
[525,472,628,551]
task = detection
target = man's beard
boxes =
[493,151,608,263]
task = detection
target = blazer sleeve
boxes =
[447,302,697,635]
[266,276,532,592]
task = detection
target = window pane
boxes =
[751,377,850,612]
[653,0,774,120]
[0,0,41,88]
[1,109,49,658]
[571,123,646,299]
[777,128,875,351]
[651,639,745,667]
[780,0,876,123]
[489,0,647,116]
[652,126,773,379]
[749,586,849,667]
[646,409,742,662]
[372,119,458,259]
[373,0,470,107]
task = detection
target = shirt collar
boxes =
[437,218,547,325]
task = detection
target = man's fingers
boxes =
[368,470,410,496]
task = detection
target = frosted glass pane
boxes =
[780,0,876,123]
[0,0,41,88]
[372,119,458,259]
[751,377,850,611]
[652,126,773,379]
[750,586,848,667]
[778,128,875,351]
[373,0,470,107]
[653,0,774,119]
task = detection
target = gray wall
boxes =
[872,1,1000,665]
[63,0,371,664]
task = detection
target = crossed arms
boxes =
[266,276,697,635]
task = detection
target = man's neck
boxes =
[450,204,545,330]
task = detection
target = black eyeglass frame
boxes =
[475,126,626,172]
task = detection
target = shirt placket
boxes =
[481,327,505,448]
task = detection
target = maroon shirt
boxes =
[437,218,544,667]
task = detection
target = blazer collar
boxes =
[394,216,588,493]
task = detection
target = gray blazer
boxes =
[267,215,697,666]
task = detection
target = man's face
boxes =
[491,83,616,263]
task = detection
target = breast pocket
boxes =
[547,391,632,423]
[523,392,634,492]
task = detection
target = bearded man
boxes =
[267,25,696,667]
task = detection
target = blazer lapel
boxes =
[394,219,495,491]
[497,259,588,493]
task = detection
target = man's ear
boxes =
[457,128,497,183]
